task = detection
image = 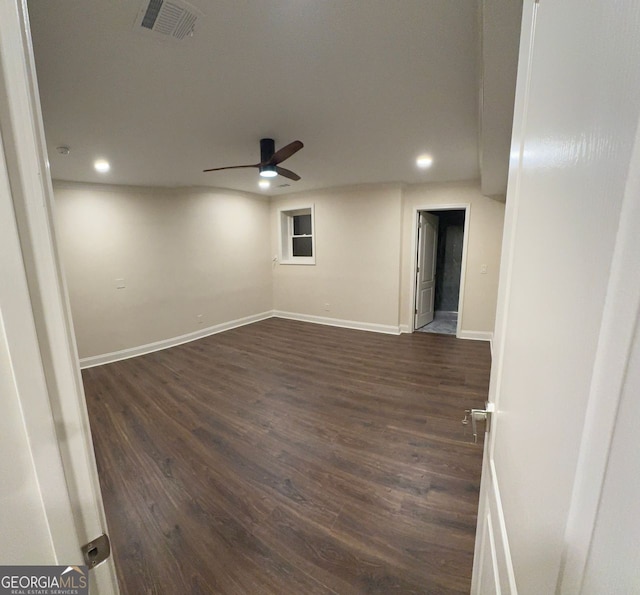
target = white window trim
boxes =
[278,204,316,265]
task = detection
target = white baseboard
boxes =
[272,310,401,335]
[80,310,457,368]
[79,311,274,368]
[457,329,493,342]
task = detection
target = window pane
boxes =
[293,214,312,236]
[292,236,313,257]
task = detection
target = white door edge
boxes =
[486,513,501,595]
[489,460,518,593]
[0,1,119,591]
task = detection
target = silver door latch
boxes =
[462,402,495,443]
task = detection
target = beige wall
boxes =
[53,182,272,358]
[270,184,403,328]
[271,181,505,335]
[400,182,505,333]
[54,180,503,360]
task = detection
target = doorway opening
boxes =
[413,208,467,336]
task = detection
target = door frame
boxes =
[0,1,118,591]
[409,204,470,335]
[0,101,81,566]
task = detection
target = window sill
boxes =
[279,258,316,266]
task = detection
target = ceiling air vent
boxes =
[134,0,202,42]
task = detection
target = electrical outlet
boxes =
[323,303,330,312]
[115,278,126,289]
[196,314,203,325]
[480,264,488,274]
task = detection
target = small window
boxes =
[279,206,315,265]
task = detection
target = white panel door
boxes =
[472,0,640,593]
[415,212,438,329]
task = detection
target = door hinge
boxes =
[81,534,111,569]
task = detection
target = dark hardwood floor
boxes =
[82,318,491,594]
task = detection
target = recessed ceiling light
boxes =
[416,154,433,169]
[258,180,270,190]
[94,159,110,173]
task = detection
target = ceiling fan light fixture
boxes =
[259,164,278,178]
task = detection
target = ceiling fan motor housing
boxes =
[260,138,275,163]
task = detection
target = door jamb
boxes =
[409,204,471,335]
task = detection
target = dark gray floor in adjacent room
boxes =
[416,311,458,335]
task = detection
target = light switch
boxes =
[480,264,488,275]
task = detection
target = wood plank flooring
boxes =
[82,318,491,594]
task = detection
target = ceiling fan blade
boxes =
[203,164,259,173]
[267,141,304,166]
[276,166,301,181]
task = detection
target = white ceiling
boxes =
[27,0,518,196]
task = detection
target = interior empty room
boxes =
[3,0,640,594]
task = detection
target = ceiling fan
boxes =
[203,138,304,181]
